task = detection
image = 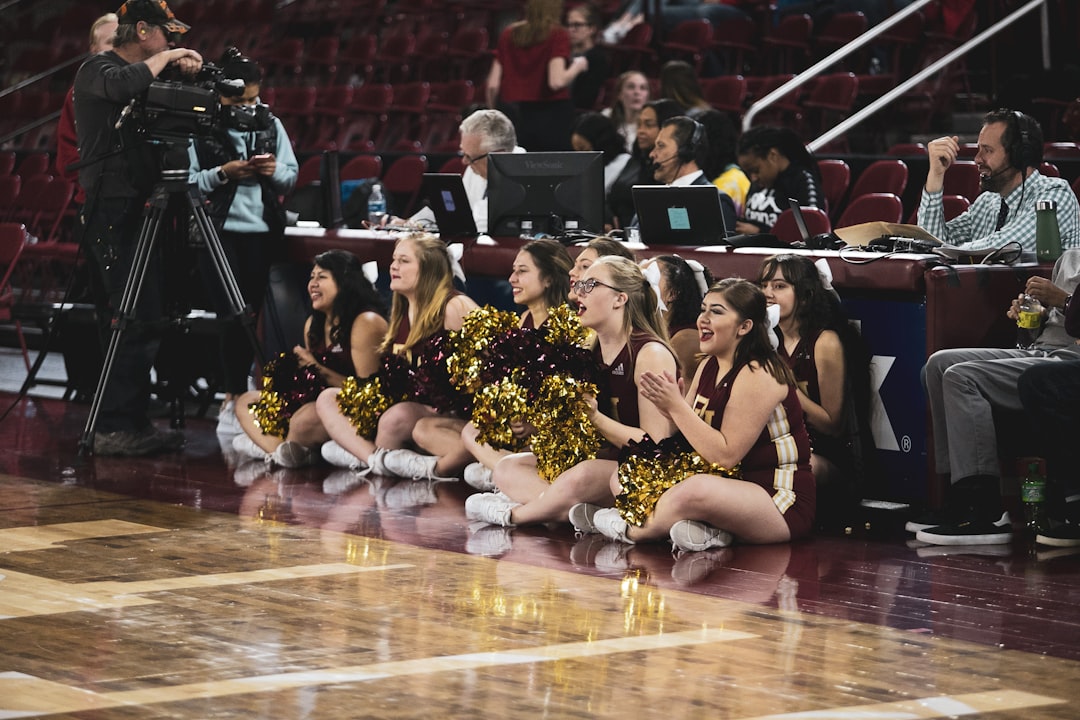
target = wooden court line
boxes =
[0,520,164,552]
[0,628,756,714]
[739,690,1065,719]
[0,563,411,618]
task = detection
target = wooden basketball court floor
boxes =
[2,391,1079,718]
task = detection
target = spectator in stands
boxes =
[1018,292,1080,548]
[735,125,824,235]
[56,12,118,205]
[919,109,1080,254]
[608,98,681,228]
[659,60,711,119]
[567,3,610,111]
[465,256,677,528]
[316,234,480,479]
[230,251,387,468]
[568,278,815,551]
[641,254,713,378]
[758,254,873,522]
[188,48,298,436]
[486,0,588,151]
[699,108,750,216]
[407,109,520,234]
[74,0,201,456]
[602,71,650,153]
[571,112,631,199]
[914,248,1080,547]
[649,116,737,234]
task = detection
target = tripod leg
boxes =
[187,187,266,370]
[77,197,167,455]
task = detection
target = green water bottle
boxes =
[1021,461,1048,532]
[1036,200,1062,262]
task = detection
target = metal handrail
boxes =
[742,0,936,132]
[0,53,88,98]
[808,0,1049,152]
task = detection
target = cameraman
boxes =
[187,49,298,435]
[74,0,202,456]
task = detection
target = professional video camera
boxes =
[129,61,246,140]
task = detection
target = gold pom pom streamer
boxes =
[249,391,287,438]
[616,451,741,527]
[470,377,530,452]
[446,306,519,394]
[529,374,603,482]
[336,375,407,440]
[544,303,591,347]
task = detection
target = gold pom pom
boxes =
[530,374,603,482]
[446,306,519,394]
[249,391,287,438]
[544,303,590,347]
[336,375,404,439]
[616,452,741,527]
[471,378,530,452]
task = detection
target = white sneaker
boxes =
[463,462,495,491]
[216,399,243,436]
[271,441,316,468]
[593,507,633,544]
[669,520,733,552]
[322,469,368,496]
[367,447,389,476]
[465,492,520,527]
[381,448,456,481]
[568,503,601,534]
[232,433,269,461]
[321,441,366,471]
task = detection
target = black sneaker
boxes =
[915,512,1013,546]
[905,507,955,533]
[1035,522,1080,548]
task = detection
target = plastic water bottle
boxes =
[1016,293,1043,349]
[367,183,386,226]
[1036,200,1062,262]
[1021,461,1048,532]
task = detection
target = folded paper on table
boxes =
[834,222,942,246]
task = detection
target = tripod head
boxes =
[156,135,196,193]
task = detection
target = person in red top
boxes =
[485,0,589,151]
[56,12,119,204]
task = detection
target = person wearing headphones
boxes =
[647,116,736,235]
[919,108,1080,253]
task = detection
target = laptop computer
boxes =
[631,185,730,246]
[421,173,477,238]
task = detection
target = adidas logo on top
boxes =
[611,363,625,376]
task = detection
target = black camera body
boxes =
[130,62,246,141]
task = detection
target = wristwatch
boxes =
[215,166,228,184]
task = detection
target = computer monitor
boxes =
[487,151,604,236]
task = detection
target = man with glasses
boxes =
[73,0,202,456]
[405,108,524,234]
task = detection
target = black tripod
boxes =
[77,139,264,455]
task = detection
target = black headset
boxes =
[1008,111,1041,171]
[675,118,707,165]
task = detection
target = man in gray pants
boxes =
[914,248,1080,546]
